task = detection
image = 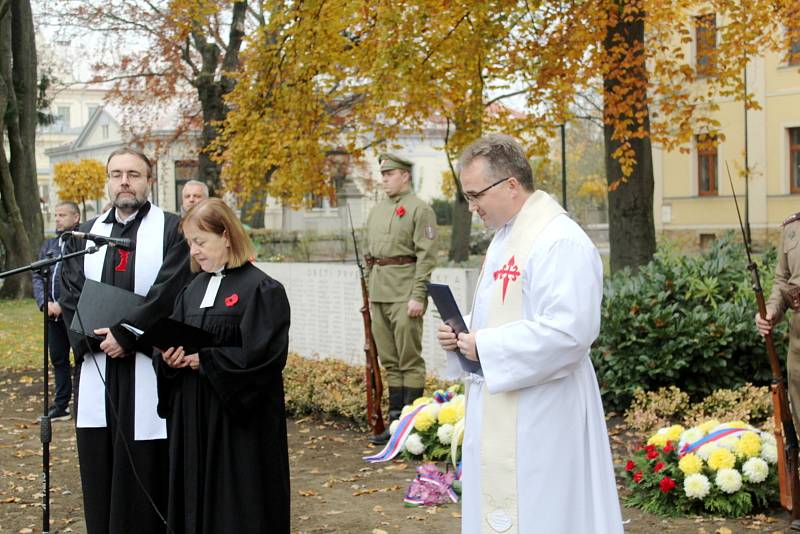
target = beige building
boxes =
[34,85,107,227]
[653,15,800,249]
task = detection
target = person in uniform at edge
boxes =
[757,216,800,416]
[436,134,623,533]
[59,147,192,534]
[365,153,438,445]
[32,200,81,421]
[181,180,209,215]
[155,198,291,534]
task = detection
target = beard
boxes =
[113,192,147,211]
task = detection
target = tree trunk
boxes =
[449,195,471,262]
[192,1,246,197]
[603,0,656,273]
[0,0,41,298]
[240,190,267,229]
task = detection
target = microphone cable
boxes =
[72,304,175,534]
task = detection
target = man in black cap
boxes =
[365,153,438,444]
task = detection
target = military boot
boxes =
[403,387,425,407]
[369,387,405,445]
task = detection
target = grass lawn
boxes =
[0,298,43,369]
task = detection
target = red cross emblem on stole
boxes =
[493,255,520,304]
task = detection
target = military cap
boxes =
[379,153,413,172]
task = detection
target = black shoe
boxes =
[369,429,391,445]
[791,519,800,532]
[48,406,71,422]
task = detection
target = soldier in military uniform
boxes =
[366,153,438,444]
[756,212,800,435]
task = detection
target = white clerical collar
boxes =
[199,268,225,308]
[115,209,140,225]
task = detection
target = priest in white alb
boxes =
[437,134,623,534]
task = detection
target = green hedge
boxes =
[591,232,790,411]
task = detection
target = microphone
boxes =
[65,231,135,250]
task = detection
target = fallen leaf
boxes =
[298,490,317,497]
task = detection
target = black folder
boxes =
[427,282,482,374]
[137,318,214,354]
[70,279,144,340]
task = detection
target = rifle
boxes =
[727,162,800,519]
[347,206,386,437]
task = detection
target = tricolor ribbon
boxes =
[363,405,426,463]
[680,427,750,456]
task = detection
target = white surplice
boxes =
[448,213,623,534]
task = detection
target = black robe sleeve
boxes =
[154,286,188,418]
[59,219,99,361]
[109,213,191,354]
[199,277,290,414]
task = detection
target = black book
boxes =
[70,279,144,340]
[427,282,482,374]
[136,318,214,355]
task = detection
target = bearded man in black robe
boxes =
[60,146,192,534]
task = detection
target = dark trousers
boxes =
[48,318,72,411]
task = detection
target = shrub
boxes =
[592,232,789,411]
[430,198,453,226]
[624,384,773,437]
[283,354,455,429]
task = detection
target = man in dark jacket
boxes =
[31,200,81,420]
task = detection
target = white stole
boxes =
[474,191,566,533]
[76,205,168,441]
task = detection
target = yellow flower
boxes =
[735,432,761,459]
[708,447,736,471]
[678,453,704,475]
[698,419,721,434]
[665,425,684,442]
[438,404,459,425]
[647,433,669,448]
[400,405,414,418]
[413,410,436,432]
[412,396,432,407]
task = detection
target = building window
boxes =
[791,128,800,194]
[174,160,200,211]
[695,14,716,77]
[790,28,800,66]
[56,106,70,130]
[697,135,718,196]
[101,124,109,139]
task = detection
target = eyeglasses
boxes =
[461,176,511,203]
[108,170,147,181]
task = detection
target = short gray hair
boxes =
[183,180,209,197]
[458,134,534,192]
[55,200,80,215]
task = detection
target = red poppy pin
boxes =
[224,293,239,307]
[395,205,406,217]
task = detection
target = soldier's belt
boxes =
[365,255,416,267]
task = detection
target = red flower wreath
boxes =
[395,205,406,217]
[225,293,239,307]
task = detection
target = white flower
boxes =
[437,424,454,445]
[718,435,739,451]
[405,433,425,456]
[760,432,777,447]
[656,427,669,435]
[760,443,778,464]
[389,419,400,436]
[697,442,719,460]
[742,457,769,483]
[679,427,705,448]
[683,473,711,500]
[715,468,743,494]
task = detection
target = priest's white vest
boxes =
[473,191,566,533]
[76,205,167,441]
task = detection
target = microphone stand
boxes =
[0,245,100,534]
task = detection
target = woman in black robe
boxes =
[156,198,290,534]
